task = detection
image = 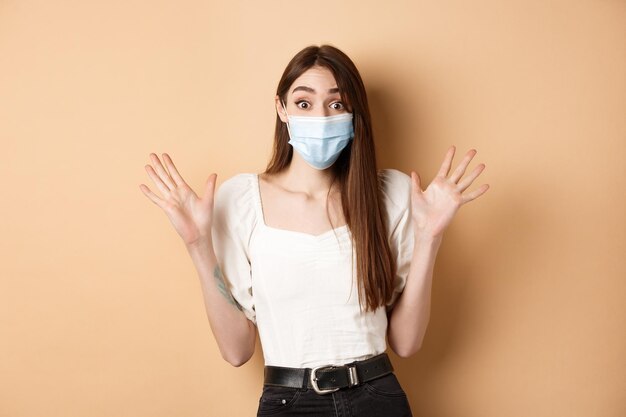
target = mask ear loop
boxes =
[281,99,293,139]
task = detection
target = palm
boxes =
[410,146,489,238]
[163,184,212,244]
[140,153,217,246]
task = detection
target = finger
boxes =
[145,164,172,197]
[461,184,490,205]
[436,145,456,178]
[449,149,477,184]
[162,153,190,188]
[149,153,176,191]
[457,163,485,192]
[139,183,166,209]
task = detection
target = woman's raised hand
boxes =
[410,146,489,239]
[139,153,217,247]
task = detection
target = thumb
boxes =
[203,173,217,206]
[411,171,422,194]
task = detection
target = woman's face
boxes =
[276,65,349,121]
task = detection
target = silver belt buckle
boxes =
[310,363,360,395]
[310,365,340,395]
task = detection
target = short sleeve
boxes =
[378,169,415,313]
[210,173,257,325]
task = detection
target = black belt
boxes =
[263,352,394,395]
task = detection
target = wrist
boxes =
[413,228,443,246]
[186,236,214,253]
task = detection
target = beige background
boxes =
[1,1,624,416]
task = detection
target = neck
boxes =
[278,152,338,199]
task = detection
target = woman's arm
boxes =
[387,233,442,357]
[140,154,256,367]
[187,238,256,367]
[387,146,488,357]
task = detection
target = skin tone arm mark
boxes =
[213,264,244,312]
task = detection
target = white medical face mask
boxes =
[281,100,354,170]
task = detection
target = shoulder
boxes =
[377,168,412,214]
[215,172,254,197]
[213,173,257,229]
[214,172,258,206]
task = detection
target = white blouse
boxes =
[210,168,414,368]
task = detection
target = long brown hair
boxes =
[263,44,396,314]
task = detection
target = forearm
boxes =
[186,239,256,367]
[387,233,442,357]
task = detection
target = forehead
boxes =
[289,66,338,94]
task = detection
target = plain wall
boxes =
[1,1,624,416]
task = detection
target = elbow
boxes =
[225,355,249,368]
[223,336,256,367]
[221,321,257,367]
[395,344,421,359]
[388,321,428,358]
[390,339,422,359]
[223,349,253,367]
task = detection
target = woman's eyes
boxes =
[295,100,344,110]
[296,100,310,109]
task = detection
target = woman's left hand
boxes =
[410,145,489,239]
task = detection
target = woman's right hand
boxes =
[139,153,217,247]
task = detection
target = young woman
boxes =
[140,44,488,416]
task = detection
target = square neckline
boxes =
[253,173,349,239]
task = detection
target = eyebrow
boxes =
[291,85,340,94]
